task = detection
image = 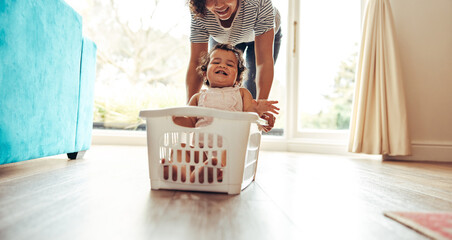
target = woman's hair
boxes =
[188,0,208,18]
[197,43,246,87]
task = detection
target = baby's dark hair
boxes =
[197,43,246,87]
[188,0,207,18]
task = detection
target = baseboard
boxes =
[260,138,355,156]
[91,130,388,159]
[384,142,452,162]
[92,129,147,146]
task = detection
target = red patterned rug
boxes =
[385,212,452,240]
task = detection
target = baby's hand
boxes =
[252,99,279,116]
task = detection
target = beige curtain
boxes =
[348,0,411,156]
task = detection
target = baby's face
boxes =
[206,49,238,88]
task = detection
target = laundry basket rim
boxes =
[139,106,260,122]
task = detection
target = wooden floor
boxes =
[1,146,451,240]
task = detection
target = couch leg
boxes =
[67,150,86,160]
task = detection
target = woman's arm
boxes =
[186,42,208,103]
[254,28,275,100]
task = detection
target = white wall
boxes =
[385,0,452,161]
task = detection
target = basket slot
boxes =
[246,149,258,166]
[191,166,200,184]
[181,165,187,183]
[194,151,200,164]
[247,132,261,150]
[189,149,194,164]
[217,135,223,148]
[168,163,173,180]
[189,165,196,183]
[184,150,190,163]
[172,166,177,181]
[171,132,176,146]
[203,164,208,183]
[212,151,218,166]
[207,134,212,148]
[159,147,164,161]
[243,161,257,181]
[201,133,206,148]
[219,168,225,183]
[163,133,168,147]
[207,167,211,183]
[167,148,173,162]
[213,167,218,183]
[185,132,192,147]
[223,150,227,167]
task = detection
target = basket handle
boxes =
[140,106,262,123]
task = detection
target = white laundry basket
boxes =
[139,107,263,194]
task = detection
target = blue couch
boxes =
[0,0,97,164]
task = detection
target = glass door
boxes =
[296,0,361,133]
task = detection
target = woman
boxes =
[186,0,282,129]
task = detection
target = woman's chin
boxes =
[219,16,230,21]
[216,12,232,21]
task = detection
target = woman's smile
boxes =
[206,0,238,21]
[215,7,229,18]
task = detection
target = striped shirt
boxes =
[190,0,281,46]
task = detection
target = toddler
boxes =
[166,43,279,183]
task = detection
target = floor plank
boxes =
[1,146,451,240]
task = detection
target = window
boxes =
[66,0,190,131]
[297,0,360,131]
[67,0,289,136]
[68,0,362,154]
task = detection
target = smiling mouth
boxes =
[215,70,228,76]
[216,7,229,15]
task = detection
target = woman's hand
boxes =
[259,112,276,133]
[252,99,278,132]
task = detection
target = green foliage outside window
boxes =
[301,50,357,130]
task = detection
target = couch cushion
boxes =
[0,0,83,164]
